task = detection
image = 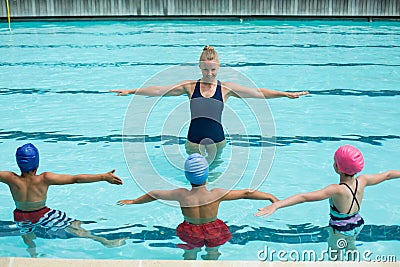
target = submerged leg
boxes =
[186,140,225,164]
[205,141,226,182]
[203,140,226,165]
[185,141,203,155]
[182,247,201,260]
[66,220,127,248]
[201,246,221,260]
[22,233,38,258]
[327,227,358,261]
[185,140,226,182]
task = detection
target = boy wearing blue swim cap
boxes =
[118,153,278,260]
[0,143,126,257]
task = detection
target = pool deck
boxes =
[1,0,400,19]
[0,258,399,267]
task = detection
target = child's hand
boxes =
[255,204,277,217]
[104,169,123,185]
[285,91,309,99]
[109,89,132,96]
[117,200,134,205]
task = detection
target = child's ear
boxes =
[333,162,340,174]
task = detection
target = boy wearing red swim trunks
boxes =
[118,153,278,260]
[0,143,125,257]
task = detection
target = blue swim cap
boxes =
[184,153,209,185]
[16,143,39,173]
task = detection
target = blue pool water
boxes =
[0,20,399,261]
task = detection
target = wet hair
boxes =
[199,45,220,63]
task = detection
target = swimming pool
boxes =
[0,19,399,261]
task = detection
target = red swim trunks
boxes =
[176,219,232,249]
[13,207,74,234]
[14,207,51,224]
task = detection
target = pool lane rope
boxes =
[6,0,11,32]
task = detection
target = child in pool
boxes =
[118,153,279,260]
[0,143,126,257]
[255,145,400,260]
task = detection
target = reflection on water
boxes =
[1,220,398,245]
[1,130,399,147]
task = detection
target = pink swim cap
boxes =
[334,145,364,176]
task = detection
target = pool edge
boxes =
[0,258,399,267]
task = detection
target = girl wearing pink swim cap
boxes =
[256,145,400,261]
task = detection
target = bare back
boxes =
[178,187,227,219]
[331,178,365,214]
[0,171,49,211]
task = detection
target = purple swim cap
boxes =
[334,145,364,176]
[184,153,209,185]
[16,143,39,173]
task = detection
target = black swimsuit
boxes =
[331,179,361,214]
[329,179,364,235]
[187,80,225,144]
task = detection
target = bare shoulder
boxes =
[179,80,196,88]
[42,171,57,182]
[42,171,53,178]
[221,81,236,86]
[336,183,349,191]
[219,82,235,99]
[169,187,190,196]
[220,81,251,98]
[209,188,229,198]
[332,183,354,196]
[180,79,197,84]
[210,187,227,193]
[0,171,17,177]
[169,187,190,200]
[330,183,344,191]
[176,187,190,193]
[355,174,369,187]
[221,81,239,91]
[314,183,343,196]
[0,171,19,183]
[181,79,197,90]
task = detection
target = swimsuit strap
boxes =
[191,80,222,101]
[214,80,223,101]
[191,79,201,99]
[329,198,341,214]
[339,179,360,214]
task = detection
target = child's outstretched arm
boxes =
[117,193,156,205]
[360,170,400,187]
[0,171,16,185]
[219,189,279,202]
[43,170,123,185]
[117,188,185,206]
[255,184,338,217]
